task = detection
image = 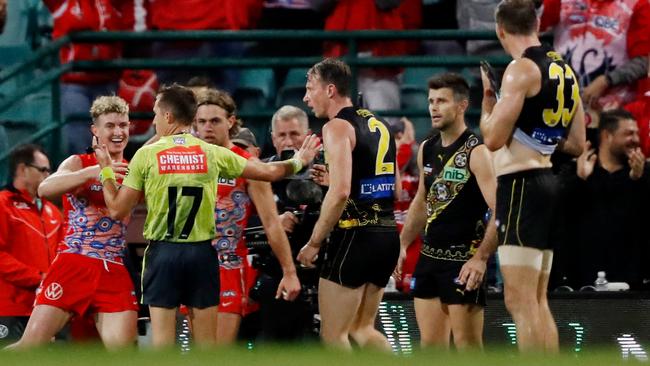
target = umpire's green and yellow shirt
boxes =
[123,133,247,243]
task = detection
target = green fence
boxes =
[0,29,518,184]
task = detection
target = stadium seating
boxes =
[0,44,34,106]
[0,0,44,48]
[0,91,52,124]
[0,44,32,68]
[0,90,54,157]
[402,67,446,91]
[0,0,52,157]
[275,68,309,109]
[233,68,276,110]
[0,120,39,149]
[0,124,8,185]
[401,67,446,140]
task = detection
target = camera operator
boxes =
[254,105,325,341]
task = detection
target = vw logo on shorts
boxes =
[45,282,64,301]
[0,324,9,339]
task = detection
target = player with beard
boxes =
[396,73,497,349]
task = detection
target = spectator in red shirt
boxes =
[148,0,263,93]
[43,0,126,156]
[323,0,419,123]
[0,144,62,343]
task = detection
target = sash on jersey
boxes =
[425,134,480,230]
[337,200,395,229]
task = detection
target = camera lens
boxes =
[280,149,295,160]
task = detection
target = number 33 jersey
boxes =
[513,44,581,155]
[122,133,247,243]
[334,107,397,229]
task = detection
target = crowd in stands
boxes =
[0,0,649,349]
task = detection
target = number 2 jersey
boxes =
[335,106,397,229]
[513,44,580,155]
[123,133,247,243]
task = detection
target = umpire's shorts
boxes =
[142,240,219,309]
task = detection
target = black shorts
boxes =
[320,227,399,288]
[142,240,219,309]
[411,257,486,306]
[495,168,558,250]
[0,316,28,343]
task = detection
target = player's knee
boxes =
[321,328,349,346]
[349,323,370,334]
[102,328,137,350]
[103,335,136,350]
[537,297,551,312]
[420,333,450,348]
[503,290,538,316]
[349,325,376,343]
[452,330,482,349]
[21,323,57,344]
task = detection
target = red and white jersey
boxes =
[541,0,650,108]
[213,145,252,269]
[117,0,149,31]
[148,0,262,30]
[44,0,124,84]
[60,154,129,264]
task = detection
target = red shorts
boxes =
[218,259,259,316]
[35,253,138,316]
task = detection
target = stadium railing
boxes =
[0,29,519,184]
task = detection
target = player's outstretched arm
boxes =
[241,134,320,182]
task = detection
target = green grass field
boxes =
[2,345,645,366]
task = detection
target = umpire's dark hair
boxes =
[495,0,538,36]
[9,144,46,179]
[186,75,215,89]
[157,84,197,126]
[599,109,636,135]
[308,58,352,98]
[428,73,470,102]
